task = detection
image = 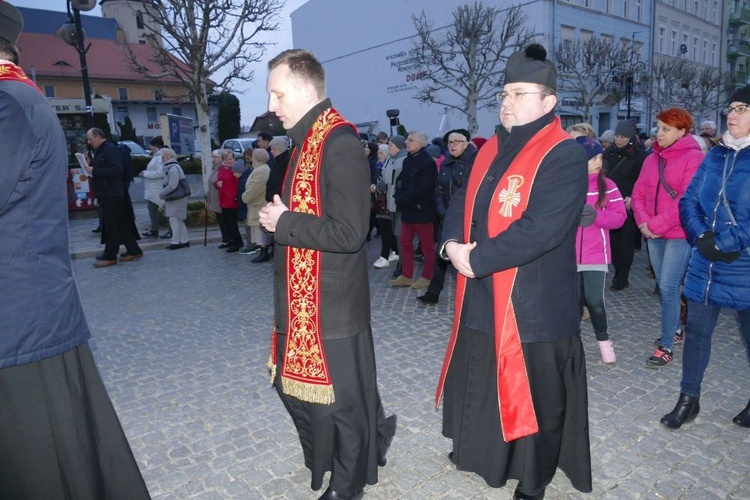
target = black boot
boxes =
[660,392,700,429]
[251,247,269,263]
[732,399,750,428]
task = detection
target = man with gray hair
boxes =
[390,130,437,290]
[265,136,291,202]
[700,120,717,137]
[0,2,149,496]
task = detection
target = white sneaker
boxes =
[388,251,399,262]
[373,257,390,269]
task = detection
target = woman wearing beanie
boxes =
[660,89,750,429]
[603,119,649,290]
[631,107,703,368]
[575,137,627,363]
[371,136,407,269]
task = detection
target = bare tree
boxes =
[411,2,536,136]
[644,59,724,124]
[554,36,643,122]
[125,0,282,186]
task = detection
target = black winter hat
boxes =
[0,1,22,45]
[614,120,637,139]
[729,87,750,106]
[504,44,557,91]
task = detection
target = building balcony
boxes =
[729,7,750,27]
[726,71,749,86]
[728,40,750,60]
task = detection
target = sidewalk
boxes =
[68,200,224,259]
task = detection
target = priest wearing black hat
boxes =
[436,44,592,498]
[0,2,149,497]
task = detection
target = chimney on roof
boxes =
[115,26,126,45]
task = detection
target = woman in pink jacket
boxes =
[632,107,703,368]
[576,137,627,363]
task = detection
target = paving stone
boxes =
[65,204,750,498]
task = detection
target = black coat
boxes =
[602,140,647,198]
[435,144,477,217]
[441,111,588,342]
[266,149,290,202]
[394,148,437,224]
[272,99,372,340]
[90,140,124,201]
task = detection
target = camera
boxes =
[386,109,400,118]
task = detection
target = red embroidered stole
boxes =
[267,107,357,404]
[435,117,570,442]
[0,62,43,93]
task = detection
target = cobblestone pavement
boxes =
[69,206,750,499]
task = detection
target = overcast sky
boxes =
[13,0,307,126]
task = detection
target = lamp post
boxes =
[624,62,646,121]
[59,0,96,129]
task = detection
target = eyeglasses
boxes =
[496,90,549,104]
[725,104,749,115]
[447,140,467,145]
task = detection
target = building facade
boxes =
[291,0,724,138]
[16,5,216,157]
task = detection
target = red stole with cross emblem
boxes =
[0,62,42,93]
[436,116,570,442]
[267,107,357,405]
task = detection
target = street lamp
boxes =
[59,0,96,129]
[624,61,646,121]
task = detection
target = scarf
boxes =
[436,117,570,442]
[0,61,42,93]
[268,107,356,404]
[721,130,750,151]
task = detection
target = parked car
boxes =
[221,138,257,159]
[118,140,150,158]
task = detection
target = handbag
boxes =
[164,168,191,201]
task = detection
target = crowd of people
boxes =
[4,0,749,495]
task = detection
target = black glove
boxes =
[579,204,597,228]
[695,231,741,263]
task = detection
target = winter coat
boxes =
[89,140,124,200]
[242,163,270,227]
[159,160,188,219]
[215,163,239,209]
[235,162,252,220]
[602,139,648,198]
[680,138,750,310]
[576,174,627,265]
[632,135,703,239]
[141,149,165,205]
[394,147,437,224]
[378,149,406,213]
[207,165,222,213]
[435,144,477,218]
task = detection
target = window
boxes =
[146,107,157,122]
[714,1,719,23]
[623,0,629,17]
[635,0,642,21]
[560,25,575,47]
[703,40,708,63]
[712,42,717,65]
[118,88,128,100]
[172,107,182,116]
[659,27,665,53]
[671,30,677,56]
[116,106,128,124]
[154,90,162,101]
[693,36,698,61]
[43,85,55,98]
[580,29,593,42]
[694,0,699,14]
[136,11,144,29]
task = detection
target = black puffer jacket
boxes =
[602,138,648,198]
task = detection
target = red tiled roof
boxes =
[16,33,189,83]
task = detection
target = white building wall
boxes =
[292,0,652,138]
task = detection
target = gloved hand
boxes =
[579,204,597,228]
[696,231,741,263]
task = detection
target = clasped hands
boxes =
[445,241,477,278]
[259,195,289,233]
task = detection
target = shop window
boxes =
[44,85,55,98]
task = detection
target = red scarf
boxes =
[267,107,357,404]
[0,62,42,93]
[436,117,570,442]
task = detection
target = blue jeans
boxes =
[648,238,690,349]
[681,301,750,397]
